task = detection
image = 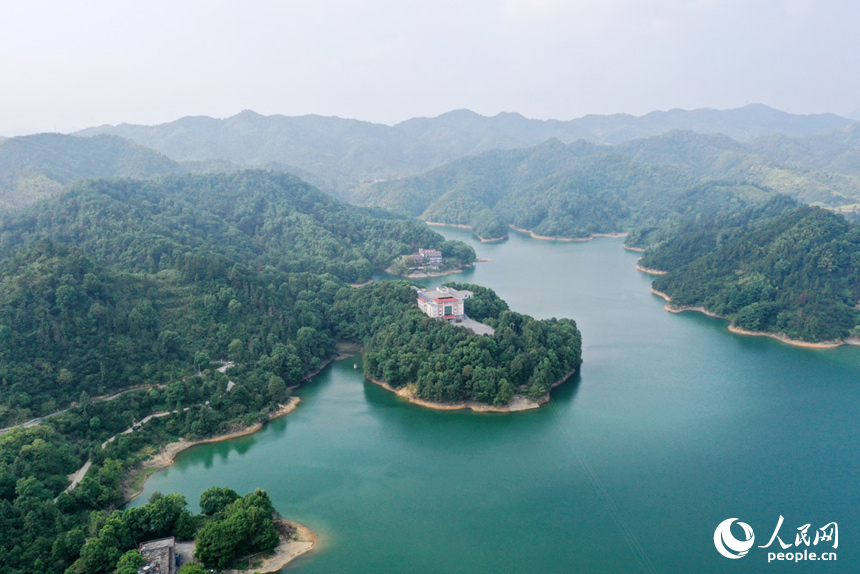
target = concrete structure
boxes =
[408,248,443,269]
[416,286,472,321]
[139,537,176,574]
[418,248,442,264]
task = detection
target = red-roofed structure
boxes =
[415,286,472,321]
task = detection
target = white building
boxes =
[416,286,473,321]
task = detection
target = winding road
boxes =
[54,362,235,499]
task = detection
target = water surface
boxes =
[132,230,859,573]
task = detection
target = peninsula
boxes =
[636,198,860,347]
[361,282,582,408]
[69,487,314,574]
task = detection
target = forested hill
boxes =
[615,130,860,207]
[0,171,472,284]
[0,133,181,210]
[75,105,854,191]
[352,130,860,241]
[0,240,339,425]
[362,282,581,405]
[639,197,860,343]
[745,122,860,177]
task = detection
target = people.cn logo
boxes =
[714,518,756,559]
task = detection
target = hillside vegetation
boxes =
[362,283,581,405]
[640,197,860,343]
[0,169,582,573]
[0,171,472,284]
[0,134,181,210]
[353,130,860,241]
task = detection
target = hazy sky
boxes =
[2,0,858,135]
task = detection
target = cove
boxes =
[129,230,860,573]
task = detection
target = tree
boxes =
[158,330,182,358]
[267,375,287,403]
[114,549,145,574]
[199,486,240,516]
[227,339,244,363]
[195,490,279,569]
[495,379,514,405]
[194,351,210,373]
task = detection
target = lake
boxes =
[130,229,859,573]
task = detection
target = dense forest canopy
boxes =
[0,166,582,573]
[359,282,582,405]
[0,171,473,284]
[0,240,340,425]
[640,196,860,342]
[0,171,482,426]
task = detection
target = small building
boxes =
[418,248,442,264]
[407,248,444,269]
[138,537,176,574]
[416,286,473,321]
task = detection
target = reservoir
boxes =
[130,229,859,573]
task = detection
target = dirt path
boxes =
[1,384,160,435]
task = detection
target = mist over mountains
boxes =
[0,134,181,210]
[75,104,854,191]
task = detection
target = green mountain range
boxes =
[75,105,854,191]
[351,128,860,240]
[0,134,181,210]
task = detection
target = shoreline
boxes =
[225,519,316,574]
[425,221,472,229]
[125,346,359,503]
[365,369,576,413]
[303,345,359,381]
[425,219,630,244]
[385,266,470,279]
[399,267,468,279]
[508,224,627,243]
[623,245,646,252]
[650,288,848,349]
[424,221,508,243]
[123,397,301,503]
[635,263,667,275]
[726,325,846,349]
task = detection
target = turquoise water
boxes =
[131,230,860,572]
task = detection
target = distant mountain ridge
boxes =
[0,133,182,210]
[351,128,860,241]
[76,104,855,191]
